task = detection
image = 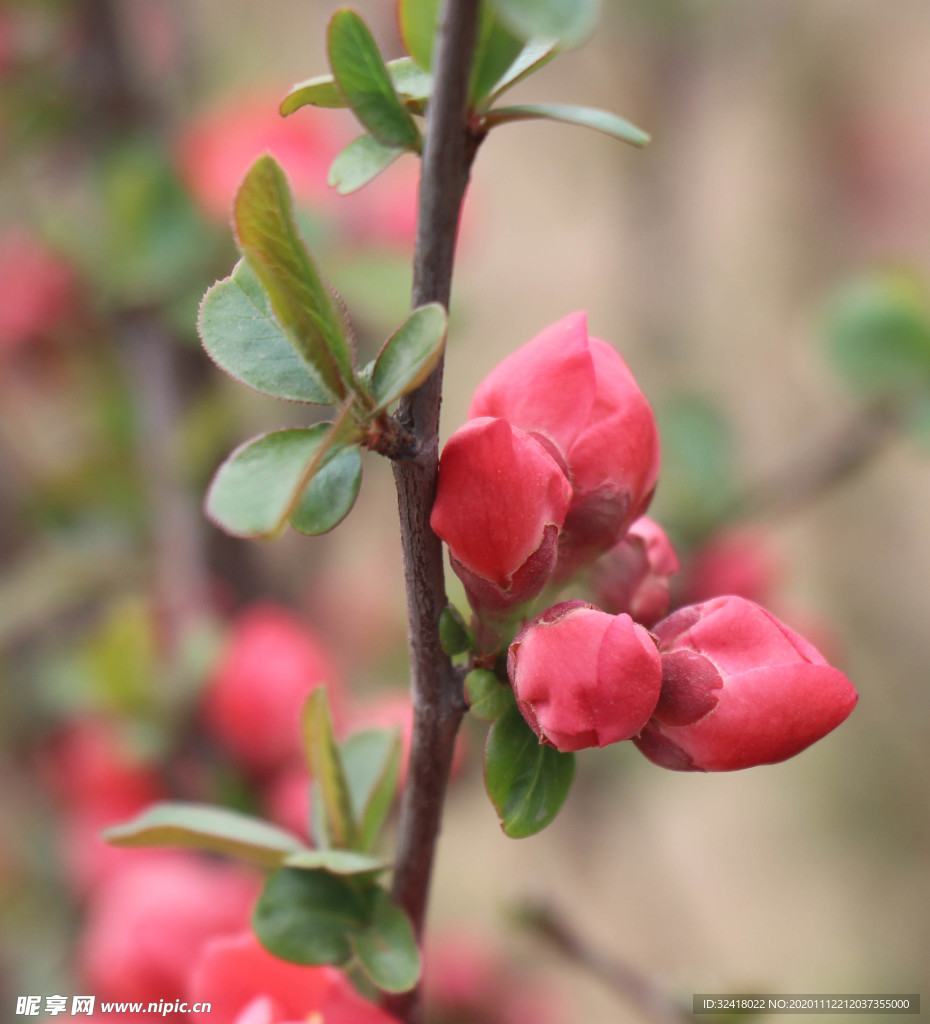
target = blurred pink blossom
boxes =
[189,930,400,1024]
[0,232,75,352]
[80,853,258,1005]
[202,603,343,776]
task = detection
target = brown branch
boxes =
[516,899,694,1024]
[728,401,899,523]
[387,1,482,1021]
[120,310,213,648]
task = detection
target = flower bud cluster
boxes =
[431,312,660,617]
[432,314,857,770]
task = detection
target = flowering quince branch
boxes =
[100,0,861,1021]
[515,898,694,1024]
[388,0,482,962]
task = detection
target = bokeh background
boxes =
[2,1,929,1021]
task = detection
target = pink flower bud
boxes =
[681,527,782,606]
[592,516,679,627]
[431,417,572,617]
[469,313,660,577]
[80,854,257,1005]
[203,604,342,775]
[634,596,858,771]
[0,231,75,352]
[189,931,401,1024]
[508,601,662,752]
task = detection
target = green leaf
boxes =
[328,135,405,196]
[825,273,930,398]
[483,103,650,147]
[341,728,403,852]
[486,39,559,103]
[328,10,421,151]
[303,688,357,849]
[371,304,448,410]
[284,849,389,875]
[651,395,735,543]
[487,0,600,46]
[289,444,362,536]
[465,669,514,721]
[103,802,305,868]
[399,0,441,69]
[280,74,346,113]
[253,868,372,965]
[234,155,355,401]
[485,703,575,838]
[386,57,433,105]
[471,8,525,105]
[439,605,472,657]
[205,415,356,539]
[198,259,333,405]
[349,888,421,994]
[281,59,433,116]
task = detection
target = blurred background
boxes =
[1,0,929,1021]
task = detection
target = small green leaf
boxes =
[206,416,355,540]
[486,39,559,103]
[289,444,362,536]
[103,802,305,868]
[281,59,432,117]
[399,0,441,69]
[198,259,333,405]
[341,728,403,852]
[465,669,514,721]
[651,395,736,543]
[487,0,600,46]
[303,688,357,849]
[234,155,355,401]
[439,605,472,656]
[349,888,421,994]
[280,74,346,113]
[483,104,650,147]
[825,273,930,398]
[471,8,525,105]
[284,849,389,875]
[371,304,448,411]
[328,135,405,196]
[328,10,421,151]
[386,58,433,105]
[485,704,575,838]
[253,868,372,965]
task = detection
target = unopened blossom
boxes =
[469,312,660,578]
[431,417,572,618]
[634,596,858,771]
[592,516,679,627]
[508,601,662,752]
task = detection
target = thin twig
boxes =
[75,1,212,651]
[728,401,899,523]
[516,898,693,1024]
[388,1,482,1021]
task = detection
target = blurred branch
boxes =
[0,542,143,654]
[120,310,212,646]
[515,898,693,1024]
[729,401,899,522]
[74,0,212,650]
[388,1,482,1021]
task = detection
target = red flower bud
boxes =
[682,527,782,606]
[189,930,401,1024]
[508,601,662,752]
[203,604,342,775]
[592,516,679,627]
[634,596,858,771]
[431,418,572,617]
[469,313,660,577]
